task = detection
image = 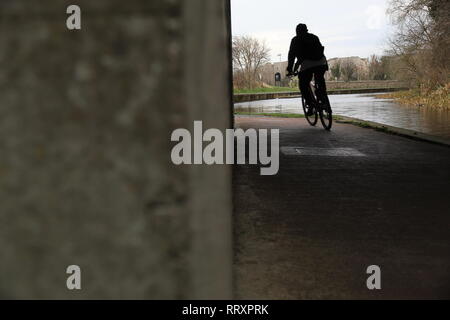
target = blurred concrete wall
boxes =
[0,0,232,299]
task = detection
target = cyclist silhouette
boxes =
[286,24,329,115]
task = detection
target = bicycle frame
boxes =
[291,72,332,130]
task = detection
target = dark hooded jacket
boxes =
[287,32,325,72]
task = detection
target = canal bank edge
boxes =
[233,114,450,147]
[335,116,450,147]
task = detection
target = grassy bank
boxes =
[234,87,298,94]
[235,111,410,134]
[234,112,305,118]
[378,85,449,109]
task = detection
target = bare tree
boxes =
[369,55,394,80]
[341,60,357,82]
[387,0,450,87]
[330,61,341,80]
[232,36,271,89]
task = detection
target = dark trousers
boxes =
[299,65,328,106]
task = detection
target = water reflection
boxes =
[234,94,450,139]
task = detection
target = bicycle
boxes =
[289,72,333,130]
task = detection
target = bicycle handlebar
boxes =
[286,71,299,78]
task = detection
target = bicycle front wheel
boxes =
[302,96,318,126]
[319,103,332,130]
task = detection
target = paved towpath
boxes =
[233,116,450,299]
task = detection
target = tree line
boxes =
[232,36,400,88]
[233,0,448,89]
[387,0,449,88]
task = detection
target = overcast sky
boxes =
[231,0,394,62]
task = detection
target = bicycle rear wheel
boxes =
[302,96,318,126]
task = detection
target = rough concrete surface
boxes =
[233,116,450,299]
[0,1,232,299]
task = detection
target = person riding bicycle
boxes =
[286,24,329,116]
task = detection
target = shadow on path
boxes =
[233,116,450,299]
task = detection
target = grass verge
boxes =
[234,112,305,118]
[335,119,391,133]
[235,112,394,134]
[234,87,298,94]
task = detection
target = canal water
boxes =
[234,93,450,139]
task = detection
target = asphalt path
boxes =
[233,116,450,299]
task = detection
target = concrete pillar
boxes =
[0,0,232,299]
